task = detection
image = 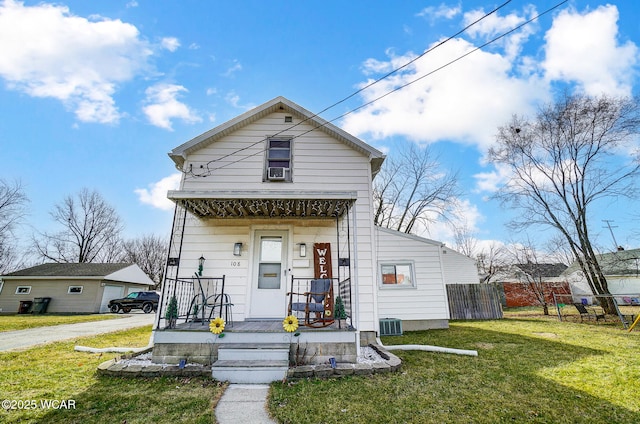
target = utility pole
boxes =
[602,220,620,250]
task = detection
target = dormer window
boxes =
[266,138,292,181]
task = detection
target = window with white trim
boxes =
[265,138,292,182]
[68,285,83,294]
[16,286,31,294]
[380,262,416,288]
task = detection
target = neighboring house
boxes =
[152,96,479,369]
[493,263,569,307]
[563,248,640,304]
[0,263,155,314]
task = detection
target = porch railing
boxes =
[287,276,353,328]
[156,275,226,329]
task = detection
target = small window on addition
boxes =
[16,286,31,294]
[68,286,83,294]
[380,263,415,288]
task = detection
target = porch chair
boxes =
[573,303,606,322]
[288,278,334,328]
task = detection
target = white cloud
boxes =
[0,0,152,124]
[342,36,549,151]
[142,83,202,130]
[223,60,242,77]
[474,163,513,193]
[417,4,461,21]
[135,173,181,211]
[161,37,180,52]
[543,5,638,97]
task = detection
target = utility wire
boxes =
[191,0,568,177]
[187,0,514,178]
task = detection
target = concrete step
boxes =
[217,343,289,362]
[212,360,289,384]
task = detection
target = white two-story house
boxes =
[151,97,477,379]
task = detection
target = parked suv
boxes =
[108,291,159,314]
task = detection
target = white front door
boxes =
[250,230,288,318]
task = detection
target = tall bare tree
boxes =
[0,179,29,273]
[488,93,640,312]
[33,188,124,263]
[120,234,168,288]
[373,144,459,234]
[476,242,509,284]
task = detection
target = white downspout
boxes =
[376,337,478,357]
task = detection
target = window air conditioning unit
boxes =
[268,167,287,180]
[379,318,403,336]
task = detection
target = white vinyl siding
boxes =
[375,228,450,321]
[174,110,378,330]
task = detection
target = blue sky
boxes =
[1,0,639,257]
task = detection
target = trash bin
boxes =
[18,300,33,314]
[32,297,51,314]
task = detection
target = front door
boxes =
[250,230,288,318]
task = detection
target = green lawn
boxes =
[2,312,639,423]
[269,315,640,423]
[0,325,223,424]
[0,314,122,332]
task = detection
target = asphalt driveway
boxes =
[0,313,155,352]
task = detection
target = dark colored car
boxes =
[108,291,159,314]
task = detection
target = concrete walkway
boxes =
[215,384,276,424]
[0,313,155,351]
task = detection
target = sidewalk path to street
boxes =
[0,313,155,352]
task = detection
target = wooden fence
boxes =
[447,284,503,320]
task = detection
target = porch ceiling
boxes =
[168,190,357,219]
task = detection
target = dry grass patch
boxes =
[0,314,121,332]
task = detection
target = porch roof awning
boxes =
[167,190,357,219]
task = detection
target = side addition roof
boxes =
[2,263,154,286]
[168,96,386,178]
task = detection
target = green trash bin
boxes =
[32,297,51,314]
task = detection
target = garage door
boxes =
[100,285,124,313]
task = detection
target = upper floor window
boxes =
[265,138,292,182]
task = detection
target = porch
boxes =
[152,276,358,367]
[152,319,358,366]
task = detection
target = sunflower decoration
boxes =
[209,317,225,335]
[283,315,299,333]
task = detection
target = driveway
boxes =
[0,313,155,352]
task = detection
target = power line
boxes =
[190,0,567,177]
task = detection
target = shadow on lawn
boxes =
[270,323,639,424]
[381,324,639,423]
[26,376,221,424]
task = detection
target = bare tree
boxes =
[33,188,124,263]
[373,144,459,234]
[476,242,509,284]
[0,179,28,273]
[120,234,168,288]
[453,223,478,258]
[488,93,640,313]
[506,238,563,315]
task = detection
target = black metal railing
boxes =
[157,275,227,329]
[287,276,353,329]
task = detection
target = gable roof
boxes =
[515,263,568,278]
[168,96,386,177]
[1,263,154,286]
[563,248,640,277]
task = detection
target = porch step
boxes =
[212,344,290,383]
